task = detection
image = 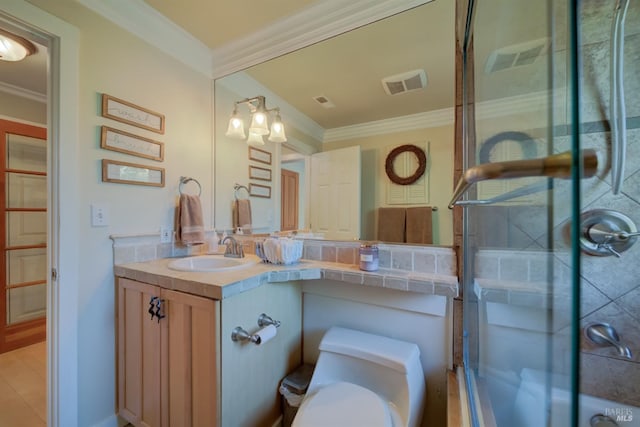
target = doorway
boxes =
[0,8,55,427]
[281,168,299,231]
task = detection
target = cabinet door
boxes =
[161,289,219,427]
[118,278,162,427]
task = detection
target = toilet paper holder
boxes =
[231,313,281,344]
[258,313,281,328]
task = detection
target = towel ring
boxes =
[179,176,202,196]
[234,183,249,200]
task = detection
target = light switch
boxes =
[91,204,109,227]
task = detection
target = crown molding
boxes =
[476,91,553,120]
[77,0,213,77]
[77,0,432,79]
[211,0,433,78]
[323,108,454,143]
[0,81,46,103]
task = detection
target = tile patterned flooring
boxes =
[0,341,46,427]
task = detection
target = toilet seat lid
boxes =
[294,382,392,427]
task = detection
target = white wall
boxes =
[214,82,280,232]
[10,1,214,426]
[302,280,452,427]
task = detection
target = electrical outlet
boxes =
[90,204,109,227]
[160,227,173,243]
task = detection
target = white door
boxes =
[310,146,361,240]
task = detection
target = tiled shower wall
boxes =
[574,0,640,405]
[471,1,640,406]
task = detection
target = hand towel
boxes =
[176,194,205,245]
[233,199,252,233]
[377,207,406,243]
[406,206,433,244]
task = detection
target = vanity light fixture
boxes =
[0,29,36,62]
[225,95,287,145]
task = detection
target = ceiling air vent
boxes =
[485,38,550,73]
[313,95,335,109]
[381,69,427,96]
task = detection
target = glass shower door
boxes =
[457,0,585,425]
[0,119,47,353]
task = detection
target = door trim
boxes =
[0,3,81,427]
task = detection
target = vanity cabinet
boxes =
[117,278,220,427]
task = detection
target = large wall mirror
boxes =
[214,0,455,246]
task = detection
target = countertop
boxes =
[114,255,459,300]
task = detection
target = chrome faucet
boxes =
[222,236,244,258]
[584,323,632,359]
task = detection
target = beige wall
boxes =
[324,124,454,246]
[0,92,46,124]
[17,1,214,425]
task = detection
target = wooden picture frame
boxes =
[101,94,165,134]
[100,126,164,161]
[102,159,165,187]
[249,183,271,198]
[248,165,272,182]
[248,146,272,165]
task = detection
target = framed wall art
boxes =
[101,94,165,134]
[249,183,271,198]
[100,126,164,161]
[248,146,272,165]
[248,165,272,181]
[102,159,165,187]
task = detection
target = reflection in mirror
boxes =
[214,1,455,245]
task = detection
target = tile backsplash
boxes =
[111,233,457,278]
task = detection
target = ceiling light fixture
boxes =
[0,29,36,62]
[225,95,287,145]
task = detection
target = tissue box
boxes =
[260,238,303,265]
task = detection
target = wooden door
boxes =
[310,146,361,240]
[117,278,162,427]
[0,119,47,353]
[161,288,219,427]
[281,168,299,231]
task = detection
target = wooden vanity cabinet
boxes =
[117,278,220,427]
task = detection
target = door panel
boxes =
[6,212,47,246]
[7,173,47,208]
[7,284,46,324]
[7,248,47,285]
[281,169,299,231]
[310,146,361,240]
[0,119,47,353]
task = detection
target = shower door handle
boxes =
[448,149,598,209]
[610,0,630,194]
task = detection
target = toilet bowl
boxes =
[292,327,425,427]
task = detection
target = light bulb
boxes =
[225,108,246,139]
[249,111,270,135]
[268,113,287,143]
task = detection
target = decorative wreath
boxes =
[385,144,427,185]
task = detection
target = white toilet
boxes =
[292,327,426,427]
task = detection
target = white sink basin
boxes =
[168,255,260,272]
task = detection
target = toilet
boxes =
[292,327,425,427]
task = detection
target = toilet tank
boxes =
[307,327,425,427]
